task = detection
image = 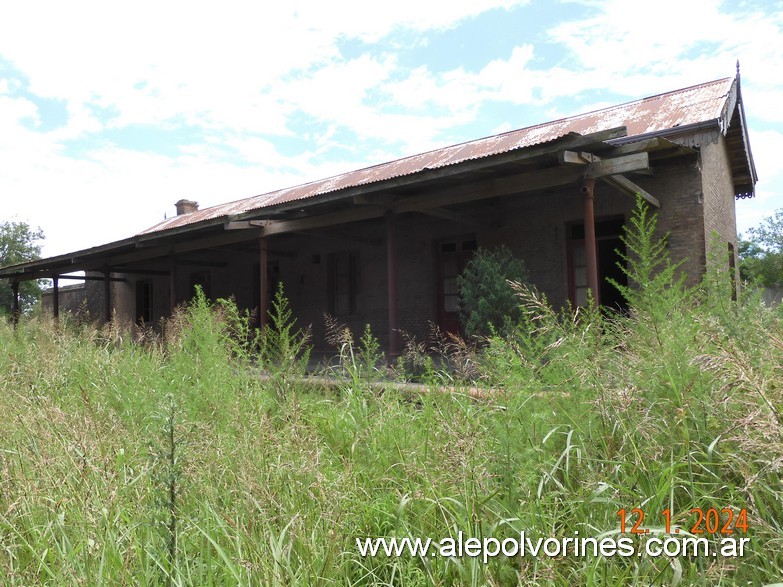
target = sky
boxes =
[1,0,782,258]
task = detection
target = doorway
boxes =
[436,236,476,336]
[567,217,627,311]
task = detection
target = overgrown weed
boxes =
[1,197,781,584]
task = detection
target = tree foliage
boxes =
[0,221,44,316]
[740,209,783,287]
[457,245,528,338]
[746,209,783,252]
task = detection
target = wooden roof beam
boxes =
[104,229,264,267]
[111,267,170,276]
[263,206,384,237]
[418,207,494,228]
[292,229,383,246]
[176,258,229,268]
[55,274,127,282]
[353,194,396,206]
[224,220,267,230]
[561,150,659,208]
[260,154,650,237]
[601,174,660,208]
[605,137,666,156]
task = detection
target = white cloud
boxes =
[743,88,783,125]
[472,44,538,104]
[0,0,527,140]
[0,95,39,127]
[0,130,369,257]
[0,0,531,256]
[750,129,783,183]
[737,190,783,236]
[0,0,781,259]
[289,0,526,42]
[546,0,783,97]
[735,128,783,234]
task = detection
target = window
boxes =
[189,271,211,299]
[328,251,358,315]
[135,280,153,324]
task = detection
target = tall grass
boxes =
[0,198,781,585]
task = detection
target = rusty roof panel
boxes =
[141,77,736,235]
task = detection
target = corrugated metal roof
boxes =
[141,76,736,235]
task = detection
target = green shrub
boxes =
[457,245,528,338]
[259,282,311,403]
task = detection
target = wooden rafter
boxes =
[601,175,661,208]
[560,150,660,208]
[418,207,493,228]
[54,274,127,282]
[292,229,382,246]
[224,220,267,230]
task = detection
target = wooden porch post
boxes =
[581,178,600,306]
[386,211,399,358]
[169,253,177,314]
[52,276,60,320]
[11,281,20,328]
[258,236,269,328]
[103,268,112,323]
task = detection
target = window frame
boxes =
[327,250,359,316]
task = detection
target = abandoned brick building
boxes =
[2,73,757,356]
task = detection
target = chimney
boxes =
[175,199,199,216]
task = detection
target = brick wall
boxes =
[632,155,707,287]
[41,279,105,321]
[699,132,740,292]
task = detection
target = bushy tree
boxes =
[738,239,783,287]
[0,221,44,316]
[740,209,783,287]
[746,208,783,252]
[458,245,528,338]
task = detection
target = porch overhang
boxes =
[0,125,693,285]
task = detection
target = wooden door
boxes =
[436,237,476,336]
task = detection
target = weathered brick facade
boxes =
[41,279,106,321]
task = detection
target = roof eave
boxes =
[0,234,144,279]
[607,119,720,146]
[735,78,759,186]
